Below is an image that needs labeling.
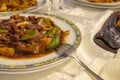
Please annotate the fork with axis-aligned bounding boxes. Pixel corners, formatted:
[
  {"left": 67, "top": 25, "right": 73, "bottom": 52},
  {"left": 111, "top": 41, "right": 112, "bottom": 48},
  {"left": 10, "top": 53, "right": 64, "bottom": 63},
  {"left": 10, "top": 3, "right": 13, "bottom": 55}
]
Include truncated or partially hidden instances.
[{"left": 57, "top": 44, "right": 104, "bottom": 80}]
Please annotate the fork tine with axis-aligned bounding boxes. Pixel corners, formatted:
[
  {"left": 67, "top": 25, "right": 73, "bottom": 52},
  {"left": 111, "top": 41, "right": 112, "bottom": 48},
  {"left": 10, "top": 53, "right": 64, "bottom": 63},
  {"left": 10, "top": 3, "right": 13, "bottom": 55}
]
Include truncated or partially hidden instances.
[{"left": 57, "top": 44, "right": 72, "bottom": 56}]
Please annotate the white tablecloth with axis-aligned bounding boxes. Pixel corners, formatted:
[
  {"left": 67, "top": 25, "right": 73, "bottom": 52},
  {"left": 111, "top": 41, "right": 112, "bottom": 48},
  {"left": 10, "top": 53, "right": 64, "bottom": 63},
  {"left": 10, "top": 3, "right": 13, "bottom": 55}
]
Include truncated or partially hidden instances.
[{"left": 0, "top": 0, "right": 120, "bottom": 80}]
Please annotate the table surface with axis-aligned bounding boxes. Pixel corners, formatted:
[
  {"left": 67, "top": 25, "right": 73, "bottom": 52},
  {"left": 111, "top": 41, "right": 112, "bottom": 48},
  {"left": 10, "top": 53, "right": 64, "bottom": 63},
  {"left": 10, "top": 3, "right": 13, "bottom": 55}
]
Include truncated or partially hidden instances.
[{"left": 0, "top": 0, "right": 120, "bottom": 80}]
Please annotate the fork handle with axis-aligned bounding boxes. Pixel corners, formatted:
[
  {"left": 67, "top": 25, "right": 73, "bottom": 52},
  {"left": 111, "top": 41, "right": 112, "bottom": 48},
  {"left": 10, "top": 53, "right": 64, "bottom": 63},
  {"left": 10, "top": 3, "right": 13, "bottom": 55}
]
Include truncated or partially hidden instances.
[{"left": 73, "top": 56, "right": 104, "bottom": 80}]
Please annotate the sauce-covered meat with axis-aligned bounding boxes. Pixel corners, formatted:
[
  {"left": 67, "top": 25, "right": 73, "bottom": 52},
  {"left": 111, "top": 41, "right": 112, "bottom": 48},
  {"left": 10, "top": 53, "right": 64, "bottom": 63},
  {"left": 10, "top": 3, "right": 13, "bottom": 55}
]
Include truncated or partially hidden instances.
[{"left": 0, "top": 14, "right": 69, "bottom": 58}]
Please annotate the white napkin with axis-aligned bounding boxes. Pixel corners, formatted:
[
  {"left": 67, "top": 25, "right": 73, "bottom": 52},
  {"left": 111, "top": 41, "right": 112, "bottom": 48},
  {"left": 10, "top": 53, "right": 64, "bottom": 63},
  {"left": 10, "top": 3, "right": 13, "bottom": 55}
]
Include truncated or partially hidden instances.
[
  {"left": 74, "top": 58, "right": 106, "bottom": 80},
  {"left": 38, "top": 58, "right": 107, "bottom": 80},
  {"left": 100, "top": 58, "right": 120, "bottom": 80},
  {"left": 38, "top": 58, "right": 120, "bottom": 80}
]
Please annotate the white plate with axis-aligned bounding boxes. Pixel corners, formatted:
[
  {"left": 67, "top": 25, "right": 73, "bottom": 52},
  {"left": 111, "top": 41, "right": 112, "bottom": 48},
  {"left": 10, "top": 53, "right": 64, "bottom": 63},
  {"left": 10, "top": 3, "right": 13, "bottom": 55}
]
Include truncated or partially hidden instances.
[
  {"left": 74, "top": 0, "right": 120, "bottom": 8},
  {"left": 0, "top": 13, "right": 81, "bottom": 74}
]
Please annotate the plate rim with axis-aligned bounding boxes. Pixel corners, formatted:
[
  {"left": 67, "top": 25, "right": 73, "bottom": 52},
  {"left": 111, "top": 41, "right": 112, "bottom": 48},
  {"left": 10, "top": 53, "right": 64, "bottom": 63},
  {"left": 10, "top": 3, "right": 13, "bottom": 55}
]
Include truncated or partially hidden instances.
[{"left": 74, "top": 0, "right": 120, "bottom": 8}]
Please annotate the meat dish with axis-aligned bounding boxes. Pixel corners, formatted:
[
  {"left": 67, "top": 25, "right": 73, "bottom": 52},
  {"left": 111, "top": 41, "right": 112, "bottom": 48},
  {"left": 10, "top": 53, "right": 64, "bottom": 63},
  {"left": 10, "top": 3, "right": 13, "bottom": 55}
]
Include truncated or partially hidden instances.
[
  {"left": 0, "top": 0, "right": 37, "bottom": 12},
  {"left": 0, "top": 14, "right": 69, "bottom": 59}
]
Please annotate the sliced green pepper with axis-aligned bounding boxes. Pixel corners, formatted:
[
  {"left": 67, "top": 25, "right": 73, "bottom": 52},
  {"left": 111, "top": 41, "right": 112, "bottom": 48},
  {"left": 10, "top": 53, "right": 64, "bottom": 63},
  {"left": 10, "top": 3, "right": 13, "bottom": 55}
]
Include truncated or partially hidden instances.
[
  {"left": 49, "top": 36, "right": 60, "bottom": 49},
  {"left": 46, "top": 28, "right": 58, "bottom": 35},
  {"left": 43, "top": 18, "right": 51, "bottom": 25},
  {"left": 21, "top": 29, "right": 38, "bottom": 40},
  {"left": 0, "top": 29, "right": 8, "bottom": 34}
]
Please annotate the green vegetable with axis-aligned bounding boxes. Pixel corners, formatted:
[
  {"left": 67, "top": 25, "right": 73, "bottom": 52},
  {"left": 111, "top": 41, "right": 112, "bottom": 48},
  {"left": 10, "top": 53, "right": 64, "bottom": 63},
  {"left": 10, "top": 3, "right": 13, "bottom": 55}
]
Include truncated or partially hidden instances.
[
  {"left": 21, "top": 29, "right": 38, "bottom": 40},
  {"left": 0, "top": 29, "right": 8, "bottom": 34},
  {"left": 43, "top": 18, "right": 51, "bottom": 25},
  {"left": 49, "top": 36, "right": 60, "bottom": 49},
  {"left": 46, "top": 28, "right": 58, "bottom": 35}
]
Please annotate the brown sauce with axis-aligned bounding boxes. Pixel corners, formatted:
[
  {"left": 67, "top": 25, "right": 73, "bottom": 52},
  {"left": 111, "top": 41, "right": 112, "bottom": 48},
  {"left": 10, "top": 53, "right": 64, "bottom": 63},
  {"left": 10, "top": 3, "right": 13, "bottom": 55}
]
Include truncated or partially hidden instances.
[{"left": 0, "top": 50, "right": 55, "bottom": 60}]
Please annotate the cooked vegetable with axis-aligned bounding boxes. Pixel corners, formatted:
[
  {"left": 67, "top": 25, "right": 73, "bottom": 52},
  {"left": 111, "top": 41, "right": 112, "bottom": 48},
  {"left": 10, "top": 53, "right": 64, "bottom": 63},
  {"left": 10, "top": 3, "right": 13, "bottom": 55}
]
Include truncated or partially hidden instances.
[
  {"left": 16, "top": 21, "right": 29, "bottom": 26},
  {"left": 43, "top": 18, "right": 51, "bottom": 25},
  {"left": 0, "top": 48, "right": 14, "bottom": 57},
  {"left": 0, "top": 29, "right": 8, "bottom": 34},
  {"left": 46, "top": 28, "right": 58, "bottom": 36},
  {"left": 21, "top": 29, "right": 38, "bottom": 40},
  {"left": 49, "top": 36, "right": 60, "bottom": 49}
]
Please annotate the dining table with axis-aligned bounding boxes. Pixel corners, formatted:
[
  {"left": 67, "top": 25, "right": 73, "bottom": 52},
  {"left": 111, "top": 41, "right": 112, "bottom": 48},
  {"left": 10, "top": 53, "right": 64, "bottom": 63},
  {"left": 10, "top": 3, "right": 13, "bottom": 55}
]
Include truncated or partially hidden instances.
[{"left": 0, "top": 0, "right": 120, "bottom": 80}]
